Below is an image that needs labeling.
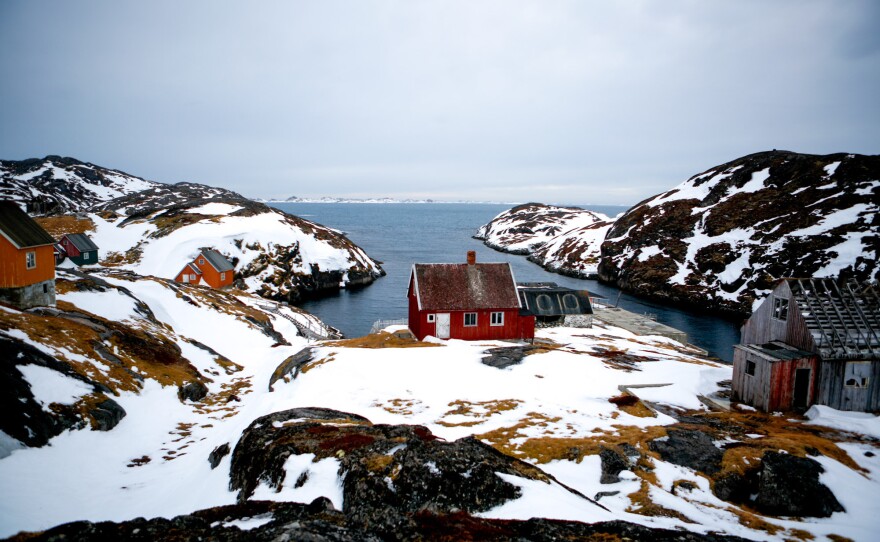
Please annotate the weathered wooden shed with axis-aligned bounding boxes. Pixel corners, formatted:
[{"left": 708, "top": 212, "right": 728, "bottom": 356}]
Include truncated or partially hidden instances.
[
  {"left": 60, "top": 233, "right": 99, "bottom": 265},
  {"left": 408, "top": 251, "right": 535, "bottom": 341},
  {"left": 0, "top": 200, "right": 56, "bottom": 308},
  {"left": 517, "top": 282, "right": 593, "bottom": 327},
  {"left": 733, "top": 278, "right": 880, "bottom": 412}
]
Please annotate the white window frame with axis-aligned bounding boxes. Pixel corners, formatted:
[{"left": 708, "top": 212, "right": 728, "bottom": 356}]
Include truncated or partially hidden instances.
[
  {"left": 83, "top": 252, "right": 89, "bottom": 261},
  {"left": 427, "top": 314, "right": 436, "bottom": 323},
  {"left": 199, "top": 258, "right": 205, "bottom": 265},
  {"left": 490, "top": 311, "right": 504, "bottom": 326},
  {"left": 463, "top": 312, "right": 477, "bottom": 327},
  {"left": 25, "top": 251, "right": 36, "bottom": 269},
  {"left": 190, "top": 274, "right": 197, "bottom": 281},
  {"left": 220, "top": 272, "right": 226, "bottom": 281}
]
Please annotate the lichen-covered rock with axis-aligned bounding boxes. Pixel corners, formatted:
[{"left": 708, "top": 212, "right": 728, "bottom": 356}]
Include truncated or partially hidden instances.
[{"left": 228, "top": 407, "right": 605, "bottom": 538}]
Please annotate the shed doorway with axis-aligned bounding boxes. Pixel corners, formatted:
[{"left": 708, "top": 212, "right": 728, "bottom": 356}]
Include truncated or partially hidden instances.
[
  {"left": 436, "top": 313, "right": 450, "bottom": 339},
  {"left": 793, "top": 368, "right": 811, "bottom": 409}
]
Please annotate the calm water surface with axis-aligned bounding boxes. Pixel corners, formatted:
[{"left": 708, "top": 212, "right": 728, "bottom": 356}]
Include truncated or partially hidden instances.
[{"left": 271, "top": 203, "right": 741, "bottom": 361}]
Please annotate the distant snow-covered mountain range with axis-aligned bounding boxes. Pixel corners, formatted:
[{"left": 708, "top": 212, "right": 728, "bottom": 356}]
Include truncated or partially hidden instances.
[{"left": 477, "top": 150, "right": 880, "bottom": 316}]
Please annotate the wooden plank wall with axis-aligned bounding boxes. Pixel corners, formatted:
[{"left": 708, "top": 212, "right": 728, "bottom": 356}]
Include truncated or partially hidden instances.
[{"left": 817, "top": 360, "right": 880, "bottom": 412}]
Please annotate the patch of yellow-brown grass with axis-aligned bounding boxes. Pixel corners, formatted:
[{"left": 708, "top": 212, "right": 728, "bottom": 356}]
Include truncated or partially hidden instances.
[
  {"left": 325, "top": 331, "right": 441, "bottom": 349},
  {"left": 375, "top": 398, "right": 423, "bottom": 416},
  {"left": 0, "top": 302, "right": 201, "bottom": 393},
  {"left": 35, "top": 215, "right": 95, "bottom": 238},
  {"left": 437, "top": 399, "right": 523, "bottom": 428},
  {"left": 300, "top": 354, "right": 335, "bottom": 374}
]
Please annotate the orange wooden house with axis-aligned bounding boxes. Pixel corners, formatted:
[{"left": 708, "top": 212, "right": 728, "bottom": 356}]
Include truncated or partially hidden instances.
[
  {"left": 0, "top": 200, "right": 57, "bottom": 308},
  {"left": 174, "top": 249, "right": 234, "bottom": 288}
]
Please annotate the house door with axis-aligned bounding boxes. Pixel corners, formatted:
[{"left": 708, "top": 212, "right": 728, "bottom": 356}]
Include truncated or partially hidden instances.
[
  {"left": 793, "top": 368, "right": 811, "bottom": 409},
  {"left": 436, "top": 313, "right": 450, "bottom": 339},
  {"left": 182, "top": 274, "right": 189, "bottom": 283}
]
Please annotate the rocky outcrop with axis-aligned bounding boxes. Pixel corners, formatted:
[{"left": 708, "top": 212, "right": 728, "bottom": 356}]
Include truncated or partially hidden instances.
[
  {"left": 599, "top": 151, "right": 880, "bottom": 316},
  {"left": 228, "top": 407, "right": 607, "bottom": 538},
  {"left": 475, "top": 203, "right": 613, "bottom": 278},
  {"left": 0, "top": 155, "right": 159, "bottom": 214},
  {"left": 16, "top": 500, "right": 753, "bottom": 541},
  {"left": 0, "top": 334, "right": 126, "bottom": 447}
]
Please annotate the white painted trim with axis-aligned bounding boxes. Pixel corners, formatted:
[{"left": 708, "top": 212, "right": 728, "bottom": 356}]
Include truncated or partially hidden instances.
[
  {"left": 410, "top": 264, "right": 423, "bottom": 311},
  {"left": 506, "top": 263, "right": 522, "bottom": 309}
]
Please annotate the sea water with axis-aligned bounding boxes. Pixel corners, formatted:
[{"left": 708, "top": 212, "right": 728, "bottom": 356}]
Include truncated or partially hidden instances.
[{"left": 270, "top": 203, "right": 740, "bottom": 361}]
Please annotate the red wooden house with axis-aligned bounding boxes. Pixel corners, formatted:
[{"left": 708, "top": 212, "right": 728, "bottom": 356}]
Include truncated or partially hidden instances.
[
  {"left": 174, "top": 249, "right": 234, "bottom": 288},
  {"left": 408, "top": 251, "right": 535, "bottom": 341},
  {"left": 0, "top": 200, "right": 56, "bottom": 308}
]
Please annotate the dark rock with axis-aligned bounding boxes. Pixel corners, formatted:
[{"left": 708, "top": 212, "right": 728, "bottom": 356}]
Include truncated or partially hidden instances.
[
  {"left": 649, "top": 429, "right": 723, "bottom": 475},
  {"left": 753, "top": 452, "right": 844, "bottom": 517},
  {"left": 480, "top": 346, "right": 528, "bottom": 369},
  {"left": 209, "top": 443, "right": 231, "bottom": 469},
  {"left": 594, "top": 490, "right": 620, "bottom": 501},
  {"left": 228, "top": 407, "right": 606, "bottom": 538},
  {"left": 18, "top": 500, "right": 753, "bottom": 542},
  {"left": 178, "top": 381, "right": 209, "bottom": 402},
  {"left": 713, "top": 471, "right": 756, "bottom": 503},
  {"left": 268, "top": 346, "right": 315, "bottom": 390},
  {"left": 0, "top": 335, "right": 98, "bottom": 447},
  {"left": 599, "top": 446, "right": 629, "bottom": 484},
  {"left": 88, "top": 397, "right": 126, "bottom": 431}
]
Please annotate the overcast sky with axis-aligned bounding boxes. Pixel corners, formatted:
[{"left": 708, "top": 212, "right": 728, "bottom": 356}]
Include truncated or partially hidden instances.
[{"left": 1, "top": 1, "right": 878, "bottom": 205}]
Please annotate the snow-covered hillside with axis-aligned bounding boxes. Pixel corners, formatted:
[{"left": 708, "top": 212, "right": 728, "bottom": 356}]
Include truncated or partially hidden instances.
[
  {"left": 84, "top": 182, "right": 384, "bottom": 301},
  {"left": 475, "top": 203, "right": 614, "bottom": 278},
  {"left": 0, "top": 155, "right": 159, "bottom": 214},
  {"left": 3, "top": 155, "right": 385, "bottom": 302},
  {"left": 599, "top": 151, "right": 880, "bottom": 315},
  {"left": 3, "top": 276, "right": 878, "bottom": 540}
]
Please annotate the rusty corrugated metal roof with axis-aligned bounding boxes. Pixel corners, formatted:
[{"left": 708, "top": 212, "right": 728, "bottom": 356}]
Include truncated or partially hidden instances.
[{"left": 412, "top": 263, "right": 520, "bottom": 311}]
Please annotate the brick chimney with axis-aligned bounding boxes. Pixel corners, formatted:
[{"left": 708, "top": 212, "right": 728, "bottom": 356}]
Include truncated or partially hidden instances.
[{"left": 467, "top": 251, "right": 476, "bottom": 265}]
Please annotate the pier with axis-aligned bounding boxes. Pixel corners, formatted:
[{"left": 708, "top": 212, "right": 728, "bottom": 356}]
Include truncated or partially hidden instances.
[{"left": 593, "top": 306, "right": 690, "bottom": 346}]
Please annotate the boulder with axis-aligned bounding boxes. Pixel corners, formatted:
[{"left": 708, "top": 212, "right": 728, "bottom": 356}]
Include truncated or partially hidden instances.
[
  {"left": 209, "top": 443, "right": 231, "bottom": 469},
  {"left": 88, "top": 397, "right": 126, "bottom": 431},
  {"left": 753, "top": 452, "right": 844, "bottom": 517},
  {"left": 178, "top": 381, "right": 209, "bottom": 402},
  {"left": 649, "top": 429, "right": 723, "bottom": 475},
  {"left": 599, "top": 446, "right": 630, "bottom": 484}
]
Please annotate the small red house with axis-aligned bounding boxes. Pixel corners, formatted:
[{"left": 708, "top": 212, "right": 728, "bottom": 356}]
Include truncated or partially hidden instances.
[
  {"left": 174, "top": 249, "right": 234, "bottom": 288},
  {"left": 408, "top": 251, "right": 535, "bottom": 341}
]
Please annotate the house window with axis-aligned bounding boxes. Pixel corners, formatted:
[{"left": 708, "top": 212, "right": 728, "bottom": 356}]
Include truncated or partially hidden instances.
[
  {"left": 220, "top": 272, "right": 226, "bottom": 281},
  {"left": 26, "top": 251, "right": 36, "bottom": 269},
  {"left": 536, "top": 295, "right": 553, "bottom": 311},
  {"left": 745, "top": 360, "right": 756, "bottom": 376},
  {"left": 427, "top": 314, "right": 436, "bottom": 323},
  {"left": 43, "top": 283, "right": 48, "bottom": 293},
  {"left": 83, "top": 252, "right": 89, "bottom": 261},
  {"left": 199, "top": 258, "right": 205, "bottom": 265},
  {"left": 844, "top": 361, "right": 871, "bottom": 388},
  {"left": 464, "top": 312, "right": 477, "bottom": 327},
  {"left": 773, "top": 297, "right": 789, "bottom": 321},
  {"left": 190, "top": 274, "right": 197, "bottom": 281},
  {"left": 562, "top": 294, "right": 580, "bottom": 311},
  {"left": 490, "top": 312, "right": 504, "bottom": 326}
]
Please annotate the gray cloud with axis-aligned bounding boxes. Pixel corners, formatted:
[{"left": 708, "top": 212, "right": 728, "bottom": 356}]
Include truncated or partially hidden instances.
[{"left": 1, "top": 0, "right": 878, "bottom": 205}]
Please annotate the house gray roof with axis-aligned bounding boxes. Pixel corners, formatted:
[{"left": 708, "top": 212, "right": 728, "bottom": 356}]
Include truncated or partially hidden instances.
[
  {"left": 788, "top": 278, "right": 880, "bottom": 360},
  {"left": 64, "top": 233, "right": 99, "bottom": 252},
  {"left": 517, "top": 282, "right": 593, "bottom": 317},
  {"left": 411, "top": 262, "right": 521, "bottom": 311},
  {"left": 200, "top": 249, "right": 234, "bottom": 272},
  {"left": 0, "top": 200, "right": 56, "bottom": 248}
]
